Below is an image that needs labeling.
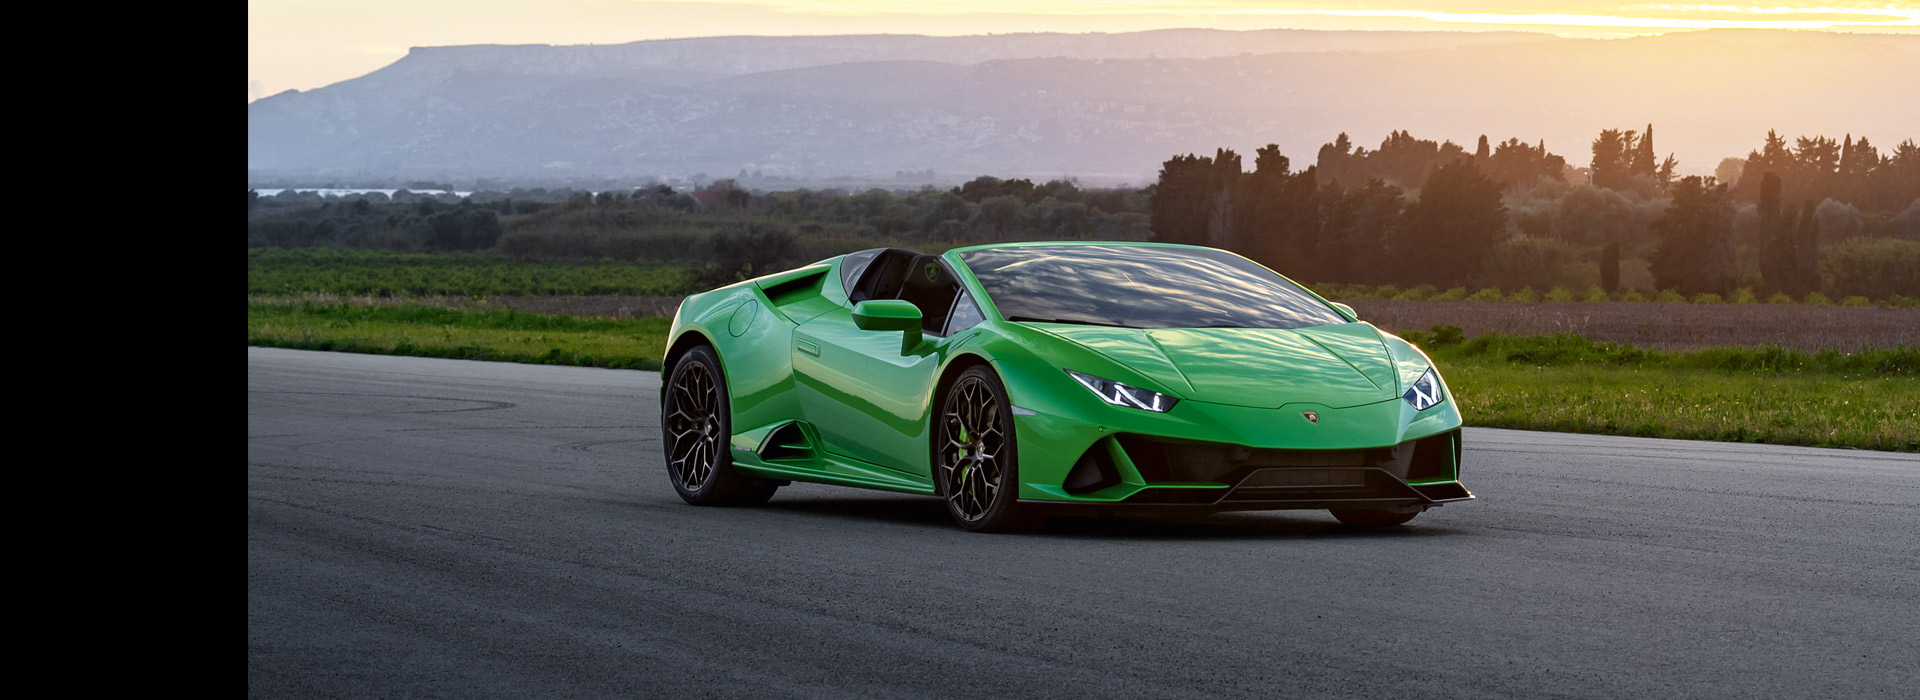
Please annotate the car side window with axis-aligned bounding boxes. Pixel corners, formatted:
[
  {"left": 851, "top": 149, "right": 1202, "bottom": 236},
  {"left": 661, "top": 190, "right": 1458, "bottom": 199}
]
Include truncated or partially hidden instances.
[
  {"left": 840, "top": 249, "right": 881, "bottom": 298},
  {"left": 946, "top": 291, "right": 984, "bottom": 335},
  {"left": 851, "top": 251, "right": 913, "bottom": 303}
]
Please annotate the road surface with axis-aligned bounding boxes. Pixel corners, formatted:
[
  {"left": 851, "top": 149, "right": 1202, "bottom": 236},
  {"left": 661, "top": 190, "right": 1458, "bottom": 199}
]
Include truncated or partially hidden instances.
[{"left": 247, "top": 348, "right": 1919, "bottom": 698}]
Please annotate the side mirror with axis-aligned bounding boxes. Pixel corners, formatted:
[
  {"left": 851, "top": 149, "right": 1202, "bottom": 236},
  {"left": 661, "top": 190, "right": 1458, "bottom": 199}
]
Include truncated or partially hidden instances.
[
  {"left": 1332, "top": 302, "right": 1357, "bottom": 319},
  {"left": 852, "top": 300, "right": 923, "bottom": 354}
]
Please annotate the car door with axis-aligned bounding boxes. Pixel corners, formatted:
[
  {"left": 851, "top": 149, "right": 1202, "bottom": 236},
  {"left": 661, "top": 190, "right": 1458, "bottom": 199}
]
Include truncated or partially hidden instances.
[{"left": 791, "top": 253, "right": 972, "bottom": 476}]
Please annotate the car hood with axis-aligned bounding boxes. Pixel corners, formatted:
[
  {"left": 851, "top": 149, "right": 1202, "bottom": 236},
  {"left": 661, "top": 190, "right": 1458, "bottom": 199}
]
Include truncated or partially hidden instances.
[{"left": 1028, "top": 323, "right": 1400, "bottom": 409}]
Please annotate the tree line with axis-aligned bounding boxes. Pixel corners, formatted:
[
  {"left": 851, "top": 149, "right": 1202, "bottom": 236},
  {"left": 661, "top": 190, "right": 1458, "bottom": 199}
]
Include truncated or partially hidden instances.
[
  {"left": 1149, "top": 129, "right": 1919, "bottom": 300},
  {"left": 246, "top": 127, "right": 1920, "bottom": 299}
]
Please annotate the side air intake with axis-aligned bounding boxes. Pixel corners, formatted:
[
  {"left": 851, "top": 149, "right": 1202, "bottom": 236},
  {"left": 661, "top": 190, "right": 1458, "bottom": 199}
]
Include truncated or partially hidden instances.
[
  {"left": 758, "top": 422, "right": 815, "bottom": 462},
  {"left": 1063, "top": 439, "right": 1122, "bottom": 494}
]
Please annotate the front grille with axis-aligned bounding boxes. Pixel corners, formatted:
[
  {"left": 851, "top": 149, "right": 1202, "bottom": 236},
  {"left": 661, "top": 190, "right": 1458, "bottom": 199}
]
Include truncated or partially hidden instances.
[
  {"left": 1239, "top": 468, "right": 1366, "bottom": 488},
  {"left": 1117, "top": 435, "right": 1376, "bottom": 483}
]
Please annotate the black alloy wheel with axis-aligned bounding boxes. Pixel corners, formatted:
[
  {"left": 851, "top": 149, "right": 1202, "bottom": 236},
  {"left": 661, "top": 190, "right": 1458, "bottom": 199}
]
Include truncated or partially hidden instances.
[
  {"left": 935, "top": 366, "right": 1041, "bottom": 533},
  {"left": 663, "top": 345, "right": 776, "bottom": 506}
]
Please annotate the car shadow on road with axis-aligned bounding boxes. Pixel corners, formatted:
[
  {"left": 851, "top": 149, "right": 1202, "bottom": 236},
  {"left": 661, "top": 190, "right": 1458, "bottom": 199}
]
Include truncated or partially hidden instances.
[
  {"left": 759, "top": 496, "right": 956, "bottom": 529},
  {"left": 1037, "top": 512, "right": 1463, "bottom": 541},
  {"left": 757, "top": 494, "right": 1463, "bottom": 540}
]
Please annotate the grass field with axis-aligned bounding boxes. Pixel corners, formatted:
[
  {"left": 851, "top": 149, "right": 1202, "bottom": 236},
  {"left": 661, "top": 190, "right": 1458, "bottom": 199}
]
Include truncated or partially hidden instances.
[
  {"left": 246, "top": 301, "right": 1918, "bottom": 452},
  {"left": 1423, "top": 333, "right": 1916, "bottom": 452},
  {"left": 248, "top": 301, "right": 670, "bottom": 370},
  {"left": 248, "top": 248, "right": 694, "bottom": 297},
  {"left": 1348, "top": 299, "right": 1920, "bottom": 351}
]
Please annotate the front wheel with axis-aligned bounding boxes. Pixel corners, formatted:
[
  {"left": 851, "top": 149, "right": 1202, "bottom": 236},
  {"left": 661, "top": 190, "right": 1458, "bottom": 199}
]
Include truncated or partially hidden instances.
[
  {"left": 1328, "top": 508, "right": 1419, "bottom": 527},
  {"left": 934, "top": 367, "right": 1042, "bottom": 533},
  {"left": 663, "top": 345, "right": 776, "bottom": 506}
]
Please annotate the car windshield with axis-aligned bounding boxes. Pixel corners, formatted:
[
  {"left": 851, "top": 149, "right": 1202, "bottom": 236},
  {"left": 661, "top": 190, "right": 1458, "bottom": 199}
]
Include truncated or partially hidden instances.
[{"left": 958, "top": 245, "right": 1346, "bottom": 330}]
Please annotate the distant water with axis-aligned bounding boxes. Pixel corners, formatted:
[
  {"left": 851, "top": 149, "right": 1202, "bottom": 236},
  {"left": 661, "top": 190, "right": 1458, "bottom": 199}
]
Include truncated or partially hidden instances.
[{"left": 253, "top": 188, "right": 473, "bottom": 198}]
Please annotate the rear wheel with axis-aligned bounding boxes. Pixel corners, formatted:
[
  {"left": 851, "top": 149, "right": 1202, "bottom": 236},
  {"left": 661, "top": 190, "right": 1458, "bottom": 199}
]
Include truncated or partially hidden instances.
[
  {"left": 663, "top": 345, "right": 776, "bottom": 506},
  {"left": 1328, "top": 508, "right": 1419, "bottom": 527},
  {"left": 935, "top": 367, "right": 1042, "bottom": 533}
]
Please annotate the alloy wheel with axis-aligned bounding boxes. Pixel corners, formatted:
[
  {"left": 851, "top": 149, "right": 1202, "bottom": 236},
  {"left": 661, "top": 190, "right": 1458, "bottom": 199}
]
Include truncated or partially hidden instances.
[
  {"left": 666, "top": 359, "right": 722, "bottom": 491},
  {"left": 939, "top": 375, "right": 1006, "bottom": 522}
]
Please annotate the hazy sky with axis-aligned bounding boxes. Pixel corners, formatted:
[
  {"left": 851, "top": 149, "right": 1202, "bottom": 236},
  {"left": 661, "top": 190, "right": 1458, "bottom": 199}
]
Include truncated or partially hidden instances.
[{"left": 247, "top": 1, "right": 1920, "bottom": 101}]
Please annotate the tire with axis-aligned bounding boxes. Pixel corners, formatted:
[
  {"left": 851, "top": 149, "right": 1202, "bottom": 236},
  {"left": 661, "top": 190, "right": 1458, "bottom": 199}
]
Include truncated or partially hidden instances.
[
  {"left": 933, "top": 366, "right": 1043, "bottom": 533},
  {"left": 1328, "top": 508, "right": 1419, "bottom": 527},
  {"left": 663, "top": 345, "right": 777, "bottom": 506}
]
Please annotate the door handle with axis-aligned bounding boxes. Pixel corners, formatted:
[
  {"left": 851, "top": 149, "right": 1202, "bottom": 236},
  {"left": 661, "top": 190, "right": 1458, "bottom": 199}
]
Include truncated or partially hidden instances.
[{"left": 796, "top": 339, "right": 821, "bottom": 357}]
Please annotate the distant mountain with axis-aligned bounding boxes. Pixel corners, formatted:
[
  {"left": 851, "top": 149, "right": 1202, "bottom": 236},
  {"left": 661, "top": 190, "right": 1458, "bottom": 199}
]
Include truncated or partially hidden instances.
[{"left": 247, "top": 29, "right": 1919, "bottom": 185}]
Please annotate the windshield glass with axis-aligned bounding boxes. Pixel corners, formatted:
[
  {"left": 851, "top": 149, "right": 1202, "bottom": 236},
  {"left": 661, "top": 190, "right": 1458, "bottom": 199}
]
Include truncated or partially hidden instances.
[{"left": 958, "top": 245, "right": 1346, "bottom": 330}]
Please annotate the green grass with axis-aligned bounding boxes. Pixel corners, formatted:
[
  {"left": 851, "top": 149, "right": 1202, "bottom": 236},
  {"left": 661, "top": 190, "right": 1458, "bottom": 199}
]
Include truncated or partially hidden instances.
[
  {"left": 1440, "top": 363, "right": 1915, "bottom": 452},
  {"left": 1424, "top": 333, "right": 1918, "bottom": 452},
  {"left": 248, "top": 248, "right": 695, "bottom": 297},
  {"left": 247, "top": 304, "right": 1919, "bottom": 452},
  {"left": 1312, "top": 282, "right": 1920, "bottom": 309},
  {"left": 248, "top": 301, "right": 670, "bottom": 370}
]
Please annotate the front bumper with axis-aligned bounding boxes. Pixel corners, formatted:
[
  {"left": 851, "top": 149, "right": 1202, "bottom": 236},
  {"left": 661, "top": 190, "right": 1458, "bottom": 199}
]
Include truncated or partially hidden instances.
[{"left": 1007, "top": 388, "right": 1472, "bottom": 513}]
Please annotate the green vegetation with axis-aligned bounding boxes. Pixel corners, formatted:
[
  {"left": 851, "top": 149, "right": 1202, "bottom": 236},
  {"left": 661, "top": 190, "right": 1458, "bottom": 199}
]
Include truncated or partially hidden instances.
[
  {"left": 1310, "top": 281, "right": 1918, "bottom": 308},
  {"left": 1411, "top": 330, "right": 1917, "bottom": 452},
  {"left": 1151, "top": 129, "right": 1919, "bottom": 300},
  {"left": 248, "top": 248, "right": 695, "bottom": 297},
  {"left": 248, "top": 128, "right": 1918, "bottom": 301},
  {"left": 245, "top": 302, "right": 1919, "bottom": 451},
  {"left": 247, "top": 301, "right": 669, "bottom": 370}
]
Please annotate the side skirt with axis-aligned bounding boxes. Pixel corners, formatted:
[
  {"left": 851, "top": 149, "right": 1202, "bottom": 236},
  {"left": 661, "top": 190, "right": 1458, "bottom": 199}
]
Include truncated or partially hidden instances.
[{"left": 731, "top": 449, "right": 935, "bottom": 495}]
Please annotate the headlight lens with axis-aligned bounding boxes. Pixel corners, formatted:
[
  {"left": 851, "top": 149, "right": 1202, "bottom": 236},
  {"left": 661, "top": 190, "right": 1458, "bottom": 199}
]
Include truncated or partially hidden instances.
[
  {"left": 1066, "top": 370, "right": 1178, "bottom": 413},
  {"left": 1403, "top": 367, "right": 1444, "bottom": 411}
]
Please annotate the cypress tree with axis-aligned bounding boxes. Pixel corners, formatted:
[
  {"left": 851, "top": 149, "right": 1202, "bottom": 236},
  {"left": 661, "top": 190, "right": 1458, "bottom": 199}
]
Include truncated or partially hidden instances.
[
  {"left": 1757, "top": 174, "right": 1792, "bottom": 293},
  {"left": 1796, "top": 200, "right": 1820, "bottom": 295},
  {"left": 1475, "top": 135, "right": 1490, "bottom": 160},
  {"left": 1398, "top": 160, "right": 1507, "bottom": 287},
  {"left": 1632, "top": 123, "right": 1657, "bottom": 178},
  {"left": 1600, "top": 240, "right": 1621, "bottom": 293},
  {"left": 1649, "top": 176, "right": 1734, "bottom": 295}
]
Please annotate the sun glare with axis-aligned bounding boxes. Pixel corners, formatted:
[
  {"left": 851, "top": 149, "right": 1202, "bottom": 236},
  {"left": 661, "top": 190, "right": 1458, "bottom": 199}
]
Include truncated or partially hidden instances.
[{"left": 678, "top": 1, "right": 1920, "bottom": 32}]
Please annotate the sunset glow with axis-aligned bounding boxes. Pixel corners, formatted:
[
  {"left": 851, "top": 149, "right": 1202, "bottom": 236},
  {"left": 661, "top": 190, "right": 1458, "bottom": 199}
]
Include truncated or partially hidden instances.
[
  {"left": 695, "top": 1, "right": 1920, "bottom": 28},
  {"left": 247, "top": 1, "right": 1920, "bottom": 100}
]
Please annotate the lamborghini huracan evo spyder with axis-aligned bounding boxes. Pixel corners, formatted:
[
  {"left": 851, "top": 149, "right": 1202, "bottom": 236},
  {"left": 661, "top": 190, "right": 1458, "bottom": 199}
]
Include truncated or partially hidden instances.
[{"left": 659, "top": 242, "right": 1473, "bottom": 532}]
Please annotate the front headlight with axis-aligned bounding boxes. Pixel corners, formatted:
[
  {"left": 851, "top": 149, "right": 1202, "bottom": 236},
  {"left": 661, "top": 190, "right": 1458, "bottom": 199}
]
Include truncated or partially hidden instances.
[
  {"left": 1066, "top": 370, "right": 1178, "bottom": 413},
  {"left": 1403, "top": 367, "right": 1444, "bottom": 411}
]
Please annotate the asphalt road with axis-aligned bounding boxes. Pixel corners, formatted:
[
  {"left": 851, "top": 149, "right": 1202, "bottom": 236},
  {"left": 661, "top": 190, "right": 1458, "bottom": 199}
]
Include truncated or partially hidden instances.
[{"left": 247, "top": 348, "right": 1920, "bottom": 699}]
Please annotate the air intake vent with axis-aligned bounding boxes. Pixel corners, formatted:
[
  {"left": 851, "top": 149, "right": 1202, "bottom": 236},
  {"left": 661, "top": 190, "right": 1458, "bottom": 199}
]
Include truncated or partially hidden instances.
[
  {"left": 758, "top": 422, "right": 814, "bottom": 462},
  {"left": 1407, "top": 430, "right": 1459, "bottom": 482},
  {"left": 1063, "top": 438, "right": 1122, "bottom": 494},
  {"left": 1240, "top": 468, "right": 1366, "bottom": 488}
]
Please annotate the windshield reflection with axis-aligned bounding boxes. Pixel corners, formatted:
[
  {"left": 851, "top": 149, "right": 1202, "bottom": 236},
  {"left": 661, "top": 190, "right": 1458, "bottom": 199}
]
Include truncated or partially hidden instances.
[{"left": 960, "top": 245, "right": 1345, "bottom": 330}]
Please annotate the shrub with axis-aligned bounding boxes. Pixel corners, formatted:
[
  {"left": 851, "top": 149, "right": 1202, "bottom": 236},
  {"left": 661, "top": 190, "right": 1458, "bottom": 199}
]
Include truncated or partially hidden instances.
[
  {"left": 1545, "top": 286, "right": 1575, "bottom": 302},
  {"left": 1690, "top": 293, "right": 1724, "bottom": 304},
  {"left": 1654, "top": 289, "right": 1686, "bottom": 303},
  {"left": 1618, "top": 289, "right": 1647, "bottom": 303},
  {"left": 1469, "top": 288, "right": 1506, "bottom": 301},
  {"left": 1373, "top": 285, "right": 1400, "bottom": 299},
  {"left": 1803, "top": 291, "right": 1833, "bottom": 305},
  {"left": 1508, "top": 287, "right": 1539, "bottom": 303},
  {"left": 1880, "top": 295, "right": 1919, "bottom": 309},
  {"left": 702, "top": 223, "right": 801, "bottom": 285},
  {"left": 1393, "top": 284, "right": 1436, "bottom": 301},
  {"left": 1839, "top": 295, "right": 1871, "bottom": 307},
  {"left": 1476, "top": 237, "right": 1594, "bottom": 291},
  {"left": 1583, "top": 286, "right": 1609, "bottom": 302},
  {"left": 1731, "top": 288, "right": 1758, "bottom": 305},
  {"left": 1820, "top": 238, "right": 1920, "bottom": 300},
  {"left": 1429, "top": 325, "right": 1465, "bottom": 345},
  {"left": 1433, "top": 287, "right": 1470, "bottom": 301},
  {"left": 1768, "top": 292, "right": 1797, "bottom": 305}
]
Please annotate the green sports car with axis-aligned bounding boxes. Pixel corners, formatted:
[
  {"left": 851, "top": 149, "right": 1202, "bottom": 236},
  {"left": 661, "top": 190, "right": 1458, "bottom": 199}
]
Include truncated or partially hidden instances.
[{"left": 660, "top": 242, "right": 1472, "bottom": 532}]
